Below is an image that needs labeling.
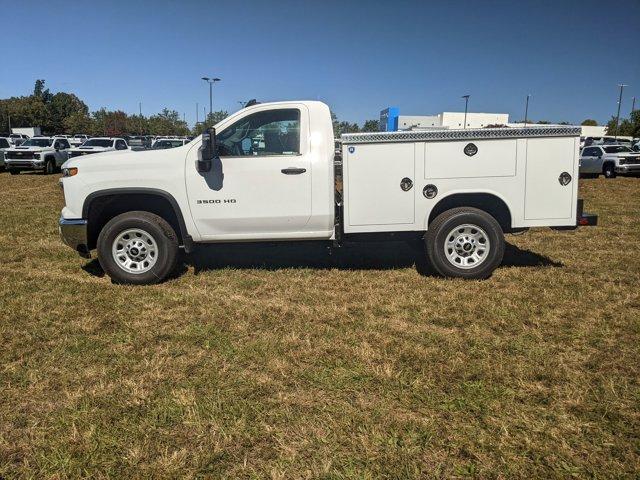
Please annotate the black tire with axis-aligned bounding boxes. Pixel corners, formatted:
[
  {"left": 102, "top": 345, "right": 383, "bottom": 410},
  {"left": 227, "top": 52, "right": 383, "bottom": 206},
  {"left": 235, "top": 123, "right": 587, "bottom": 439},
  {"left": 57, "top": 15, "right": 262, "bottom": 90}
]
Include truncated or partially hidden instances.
[
  {"left": 9, "top": 169, "right": 19, "bottom": 175},
  {"left": 44, "top": 158, "right": 54, "bottom": 175},
  {"left": 97, "top": 211, "right": 179, "bottom": 285},
  {"left": 425, "top": 207, "right": 505, "bottom": 279},
  {"left": 603, "top": 163, "right": 616, "bottom": 179}
]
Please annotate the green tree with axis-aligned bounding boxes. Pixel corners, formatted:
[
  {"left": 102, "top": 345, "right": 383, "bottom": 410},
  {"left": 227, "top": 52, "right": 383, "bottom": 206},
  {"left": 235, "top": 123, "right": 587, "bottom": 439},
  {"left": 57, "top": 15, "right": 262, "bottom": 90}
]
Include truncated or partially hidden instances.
[
  {"left": 361, "top": 119, "right": 379, "bottom": 132},
  {"left": 33, "top": 79, "right": 52, "bottom": 103},
  {"left": 63, "top": 112, "right": 94, "bottom": 134},
  {"left": 331, "top": 111, "right": 359, "bottom": 137},
  {"left": 47, "top": 92, "right": 88, "bottom": 133},
  {"left": 606, "top": 111, "right": 639, "bottom": 137},
  {"left": 193, "top": 110, "right": 229, "bottom": 136},
  {"left": 581, "top": 119, "right": 598, "bottom": 126}
]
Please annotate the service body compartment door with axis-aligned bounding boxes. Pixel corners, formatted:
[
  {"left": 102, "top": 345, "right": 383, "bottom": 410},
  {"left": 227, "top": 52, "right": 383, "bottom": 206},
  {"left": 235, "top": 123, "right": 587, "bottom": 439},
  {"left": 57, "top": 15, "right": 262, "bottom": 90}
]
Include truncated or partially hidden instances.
[
  {"left": 344, "top": 142, "right": 415, "bottom": 229},
  {"left": 524, "top": 137, "right": 576, "bottom": 221}
]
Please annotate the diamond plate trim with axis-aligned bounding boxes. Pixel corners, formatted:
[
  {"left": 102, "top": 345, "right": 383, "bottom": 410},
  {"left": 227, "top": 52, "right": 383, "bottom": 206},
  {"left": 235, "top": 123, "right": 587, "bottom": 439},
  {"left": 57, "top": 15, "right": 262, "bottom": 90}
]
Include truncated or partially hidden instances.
[{"left": 341, "top": 127, "right": 581, "bottom": 144}]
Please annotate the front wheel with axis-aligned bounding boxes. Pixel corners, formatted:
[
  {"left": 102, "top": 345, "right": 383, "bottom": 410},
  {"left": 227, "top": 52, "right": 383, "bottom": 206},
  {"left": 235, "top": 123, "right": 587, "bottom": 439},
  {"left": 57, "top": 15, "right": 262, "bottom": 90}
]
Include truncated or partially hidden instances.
[
  {"left": 97, "top": 211, "right": 178, "bottom": 285},
  {"left": 43, "top": 158, "right": 55, "bottom": 175},
  {"left": 425, "top": 207, "right": 505, "bottom": 279},
  {"left": 603, "top": 163, "right": 616, "bottom": 179}
]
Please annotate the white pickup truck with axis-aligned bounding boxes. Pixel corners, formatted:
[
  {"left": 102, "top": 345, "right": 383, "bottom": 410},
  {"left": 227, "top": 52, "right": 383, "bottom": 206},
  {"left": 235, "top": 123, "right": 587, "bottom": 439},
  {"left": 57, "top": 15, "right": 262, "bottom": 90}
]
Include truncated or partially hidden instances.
[
  {"left": 5, "top": 136, "right": 72, "bottom": 174},
  {"left": 59, "top": 101, "right": 597, "bottom": 284}
]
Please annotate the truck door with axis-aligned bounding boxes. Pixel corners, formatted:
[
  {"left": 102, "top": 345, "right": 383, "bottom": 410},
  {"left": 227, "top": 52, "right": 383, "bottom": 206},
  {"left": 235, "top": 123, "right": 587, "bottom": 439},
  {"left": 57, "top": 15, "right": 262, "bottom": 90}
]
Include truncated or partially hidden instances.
[
  {"left": 185, "top": 105, "right": 312, "bottom": 238},
  {"left": 580, "top": 146, "right": 599, "bottom": 173}
]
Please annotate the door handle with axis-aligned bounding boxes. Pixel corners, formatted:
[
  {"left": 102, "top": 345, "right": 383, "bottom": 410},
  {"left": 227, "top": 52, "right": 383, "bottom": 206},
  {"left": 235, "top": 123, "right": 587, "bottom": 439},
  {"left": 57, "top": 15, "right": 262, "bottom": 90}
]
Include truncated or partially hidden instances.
[{"left": 281, "top": 167, "right": 306, "bottom": 175}]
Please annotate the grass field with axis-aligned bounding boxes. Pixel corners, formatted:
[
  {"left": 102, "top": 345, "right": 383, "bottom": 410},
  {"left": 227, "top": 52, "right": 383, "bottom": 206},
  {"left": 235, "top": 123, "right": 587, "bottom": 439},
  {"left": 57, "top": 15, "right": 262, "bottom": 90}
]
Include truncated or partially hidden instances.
[{"left": 0, "top": 171, "right": 638, "bottom": 479}]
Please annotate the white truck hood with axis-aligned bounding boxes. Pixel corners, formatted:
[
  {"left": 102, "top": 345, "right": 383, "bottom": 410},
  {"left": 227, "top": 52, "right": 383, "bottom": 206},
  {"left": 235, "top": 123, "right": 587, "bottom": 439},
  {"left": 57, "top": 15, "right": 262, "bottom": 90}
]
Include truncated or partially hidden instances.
[
  {"left": 69, "top": 146, "right": 114, "bottom": 152},
  {"left": 8, "top": 146, "right": 54, "bottom": 152}
]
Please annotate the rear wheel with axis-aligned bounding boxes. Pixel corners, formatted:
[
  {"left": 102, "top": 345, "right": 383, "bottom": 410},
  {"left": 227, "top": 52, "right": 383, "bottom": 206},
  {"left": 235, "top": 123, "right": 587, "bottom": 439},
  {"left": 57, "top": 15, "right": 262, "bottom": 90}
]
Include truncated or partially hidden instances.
[
  {"left": 8, "top": 169, "right": 19, "bottom": 175},
  {"left": 425, "top": 207, "right": 504, "bottom": 279},
  {"left": 603, "top": 163, "right": 616, "bottom": 179},
  {"left": 97, "top": 211, "right": 178, "bottom": 285}
]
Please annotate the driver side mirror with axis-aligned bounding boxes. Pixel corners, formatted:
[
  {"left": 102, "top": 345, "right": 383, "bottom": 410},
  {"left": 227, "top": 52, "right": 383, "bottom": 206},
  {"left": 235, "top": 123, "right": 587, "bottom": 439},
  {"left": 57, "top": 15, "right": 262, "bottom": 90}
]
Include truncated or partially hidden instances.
[{"left": 197, "top": 127, "right": 217, "bottom": 173}]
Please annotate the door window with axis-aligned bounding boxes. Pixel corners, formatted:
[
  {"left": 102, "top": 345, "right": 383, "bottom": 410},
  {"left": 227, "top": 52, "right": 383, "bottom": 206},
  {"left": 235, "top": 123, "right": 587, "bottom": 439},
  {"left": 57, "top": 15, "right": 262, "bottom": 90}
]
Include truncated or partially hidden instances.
[
  {"left": 582, "top": 147, "right": 598, "bottom": 156},
  {"left": 116, "top": 140, "right": 128, "bottom": 150},
  {"left": 217, "top": 109, "right": 300, "bottom": 157}
]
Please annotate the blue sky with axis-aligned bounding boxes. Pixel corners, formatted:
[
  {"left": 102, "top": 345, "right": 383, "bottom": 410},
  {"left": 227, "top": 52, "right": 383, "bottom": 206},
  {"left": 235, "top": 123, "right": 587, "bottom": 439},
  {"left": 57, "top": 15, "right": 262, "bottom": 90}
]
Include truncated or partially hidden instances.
[{"left": 2, "top": 0, "right": 639, "bottom": 126}]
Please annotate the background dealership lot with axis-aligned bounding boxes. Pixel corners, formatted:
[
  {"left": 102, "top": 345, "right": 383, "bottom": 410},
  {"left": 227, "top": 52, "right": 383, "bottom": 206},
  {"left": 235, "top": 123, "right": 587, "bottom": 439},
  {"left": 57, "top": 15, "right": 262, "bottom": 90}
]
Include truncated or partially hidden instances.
[{"left": 1, "top": 171, "right": 639, "bottom": 477}]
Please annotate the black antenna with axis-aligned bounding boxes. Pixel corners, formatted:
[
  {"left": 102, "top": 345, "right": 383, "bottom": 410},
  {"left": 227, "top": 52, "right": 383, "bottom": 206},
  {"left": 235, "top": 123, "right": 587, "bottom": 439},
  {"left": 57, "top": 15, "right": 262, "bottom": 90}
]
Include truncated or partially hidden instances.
[{"left": 245, "top": 99, "right": 260, "bottom": 107}]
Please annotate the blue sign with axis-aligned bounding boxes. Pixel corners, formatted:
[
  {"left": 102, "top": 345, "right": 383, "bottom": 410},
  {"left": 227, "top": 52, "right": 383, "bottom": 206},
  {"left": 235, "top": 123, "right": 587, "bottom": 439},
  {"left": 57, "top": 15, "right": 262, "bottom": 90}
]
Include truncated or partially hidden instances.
[{"left": 379, "top": 107, "right": 399, "bottom": 132}]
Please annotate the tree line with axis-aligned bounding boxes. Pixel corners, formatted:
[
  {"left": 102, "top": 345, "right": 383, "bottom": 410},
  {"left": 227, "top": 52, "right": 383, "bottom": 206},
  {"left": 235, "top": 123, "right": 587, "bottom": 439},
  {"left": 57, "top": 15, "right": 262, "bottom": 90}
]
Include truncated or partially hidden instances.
[
  {"left": 0, "top": 80, "right": 383, "bottom": 138},
  {"left": 0, "top": 80, "right": 192, "bottom": 137}
]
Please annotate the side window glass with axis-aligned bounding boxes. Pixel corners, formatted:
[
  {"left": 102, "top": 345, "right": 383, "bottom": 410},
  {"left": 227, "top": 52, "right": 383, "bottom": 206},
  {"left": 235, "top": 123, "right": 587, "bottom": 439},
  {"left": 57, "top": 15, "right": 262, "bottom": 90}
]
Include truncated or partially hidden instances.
[{"left": 217, "top": 109, "right": 300, "bottom": 157}]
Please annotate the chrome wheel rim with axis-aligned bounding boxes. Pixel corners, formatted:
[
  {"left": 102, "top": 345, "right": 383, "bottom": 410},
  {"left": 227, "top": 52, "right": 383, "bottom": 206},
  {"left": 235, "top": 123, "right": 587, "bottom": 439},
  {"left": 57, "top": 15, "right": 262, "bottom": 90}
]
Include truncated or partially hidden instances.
[
  {"left": 444, "top": 223, "right": 490, "bottom": 269},
  {"left": 111, "top": 228, "right": 158, "bottom": 274}
]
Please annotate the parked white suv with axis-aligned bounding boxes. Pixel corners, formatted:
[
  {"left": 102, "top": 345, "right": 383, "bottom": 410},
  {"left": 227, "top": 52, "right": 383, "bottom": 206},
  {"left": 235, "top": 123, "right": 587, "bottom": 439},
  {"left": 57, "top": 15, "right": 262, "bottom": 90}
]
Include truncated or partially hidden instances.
[
  {"left": 5, "top": 136, "right": 71, "bottom": 174},
  {"left": 580, "top": 144, "right": 640, "bottom": 178},
  {"left": 67, "top": 137, "right": 129, "bottom": 158}
]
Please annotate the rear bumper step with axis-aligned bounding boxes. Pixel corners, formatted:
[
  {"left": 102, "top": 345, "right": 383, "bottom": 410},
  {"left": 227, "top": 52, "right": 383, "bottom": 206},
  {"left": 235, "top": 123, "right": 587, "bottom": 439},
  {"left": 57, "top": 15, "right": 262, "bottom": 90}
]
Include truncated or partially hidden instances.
[{"left": 552, "top": 199, "right": 598, "bottom": 230}]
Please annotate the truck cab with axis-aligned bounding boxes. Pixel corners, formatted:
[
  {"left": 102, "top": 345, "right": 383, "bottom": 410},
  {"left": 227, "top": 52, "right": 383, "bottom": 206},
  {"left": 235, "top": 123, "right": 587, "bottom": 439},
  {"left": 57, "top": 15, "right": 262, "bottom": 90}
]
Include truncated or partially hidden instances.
[{"left": 59, "top": 101, "right": 596, "bottom": 284}]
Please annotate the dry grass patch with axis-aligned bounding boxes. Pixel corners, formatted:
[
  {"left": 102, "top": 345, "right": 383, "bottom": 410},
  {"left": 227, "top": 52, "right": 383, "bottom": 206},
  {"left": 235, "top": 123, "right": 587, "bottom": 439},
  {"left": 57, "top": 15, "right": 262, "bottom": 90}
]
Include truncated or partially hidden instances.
[{"left": 0, "top": 172, "right": 638, "bottom": 478}]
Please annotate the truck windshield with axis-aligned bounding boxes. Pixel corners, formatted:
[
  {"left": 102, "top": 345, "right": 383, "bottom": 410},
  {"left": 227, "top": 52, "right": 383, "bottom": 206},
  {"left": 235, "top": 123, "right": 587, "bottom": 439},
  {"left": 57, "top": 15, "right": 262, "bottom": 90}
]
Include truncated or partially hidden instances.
[
  {"left": 82, "top": 139, "right": 113, "bottom": 147},
  {"left": 603, "top": 146, "right": 632, "bottom": 153},
  {"left": 21, "top": 138, "right": 53, "bottom": 147}
]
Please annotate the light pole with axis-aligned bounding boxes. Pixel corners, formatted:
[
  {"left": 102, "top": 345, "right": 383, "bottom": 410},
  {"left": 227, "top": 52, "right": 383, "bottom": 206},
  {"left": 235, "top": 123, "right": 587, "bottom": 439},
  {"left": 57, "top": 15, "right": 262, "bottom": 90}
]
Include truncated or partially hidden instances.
[
  {"left": 632, "top": 96, "right": 636, "bottom": 114},
  {"left": 201, "top": 76, "right": 221, "bottom": 120},
  {"left": 461, "top": 95, "right": 470, "bottom": 129},
  {"left": 524, "top": 94, "right": 531, "bottom": 127},
  {"left": 196, "top": 102, "right": 199, "bottom": 124},
  {"left": 614, "top": 83, "right": 628, "bottom": 140}
]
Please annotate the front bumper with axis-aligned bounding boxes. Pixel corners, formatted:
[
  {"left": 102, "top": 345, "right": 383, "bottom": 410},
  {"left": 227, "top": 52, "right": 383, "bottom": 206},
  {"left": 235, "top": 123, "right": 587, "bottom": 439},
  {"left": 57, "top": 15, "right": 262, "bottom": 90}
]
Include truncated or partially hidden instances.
[
  {"left": 59, "top": 217, "right": 90, "bottom": 258},
  {"left": 5, "top": 160, "right": 45, "bottom": 171},
  {"left": 616, "top": 164, "right": 640, "bottom": 174}
]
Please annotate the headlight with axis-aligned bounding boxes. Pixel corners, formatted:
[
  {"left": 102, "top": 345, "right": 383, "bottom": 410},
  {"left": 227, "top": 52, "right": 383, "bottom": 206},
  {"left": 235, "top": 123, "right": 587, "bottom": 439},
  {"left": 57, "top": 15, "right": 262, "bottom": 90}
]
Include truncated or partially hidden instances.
[{"left": 62, "top": 167, "right": 78, "bottom": 177}]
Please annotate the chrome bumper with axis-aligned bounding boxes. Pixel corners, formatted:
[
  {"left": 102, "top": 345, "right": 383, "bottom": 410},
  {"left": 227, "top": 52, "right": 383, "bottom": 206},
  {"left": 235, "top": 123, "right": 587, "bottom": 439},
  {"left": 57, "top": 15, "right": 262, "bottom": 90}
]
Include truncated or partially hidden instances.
[
  {"left": 616, "top": 164, "right": 640, "bottom": 173},
  {"left": 59, "top": 217, "right": 90, "bottom": 258}
]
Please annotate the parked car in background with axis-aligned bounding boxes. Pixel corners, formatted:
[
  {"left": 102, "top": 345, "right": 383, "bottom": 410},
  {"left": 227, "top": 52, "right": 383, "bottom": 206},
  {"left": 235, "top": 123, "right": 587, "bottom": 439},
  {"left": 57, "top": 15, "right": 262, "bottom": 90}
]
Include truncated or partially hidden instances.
[
  {"left": 128, "top": 135, "right": 153, "bottom": 151},
  {"left": 0, "top": 137, "right": 12, "bottom": 169},
  {"left": 67, "top": 137, "right": 129, "bottom": 158},
  {"left": 582, "top": 136, "right": 633, "bottom": 147},
  {"left": 580, "top": 144, "right": 640, "bottom": 178},
  {"left": 4, "top": 136, "right": 71, "bottom": 174},
  {"left": 632, "top": 140, "right": 640, "bottom": 152},
  {"left": 8, "top": 133, "right": 29, "bottom": 146},
  {"left": 151, "top": 138, "right": 190, "bottom": 149},
  {"left": 69, "top": 134, "right": 90, "bottom": 147}
]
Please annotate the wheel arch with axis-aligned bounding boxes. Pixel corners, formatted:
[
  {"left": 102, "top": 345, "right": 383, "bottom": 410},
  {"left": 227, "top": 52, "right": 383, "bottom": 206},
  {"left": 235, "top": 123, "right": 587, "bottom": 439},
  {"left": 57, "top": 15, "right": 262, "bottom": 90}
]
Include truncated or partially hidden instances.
[
  {"left": 426, "top": 191, "right": 513, "bottom": 233},
  {"left": 83, "top": 188, "right": 193, "bottom": 252}
]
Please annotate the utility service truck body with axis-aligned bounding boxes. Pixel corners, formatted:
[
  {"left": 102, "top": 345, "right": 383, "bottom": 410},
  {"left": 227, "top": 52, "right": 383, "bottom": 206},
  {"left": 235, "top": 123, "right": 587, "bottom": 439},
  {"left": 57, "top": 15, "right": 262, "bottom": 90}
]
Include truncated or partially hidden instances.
[{"left": 59, "top": 101, "right": 596, "bottom": 284}]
